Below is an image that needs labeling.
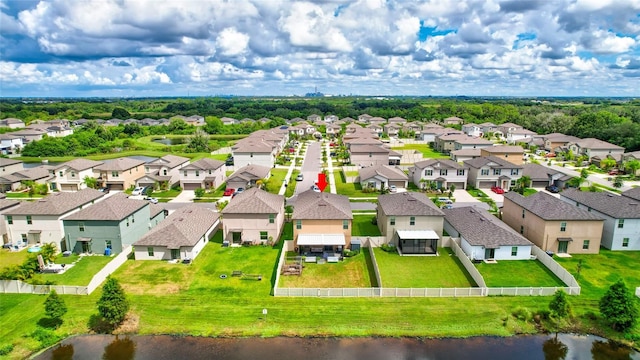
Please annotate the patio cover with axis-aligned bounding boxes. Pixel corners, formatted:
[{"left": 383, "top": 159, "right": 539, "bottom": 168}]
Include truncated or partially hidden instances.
[
  {"left": 28, "top": 230, "right": 42, "bottom": 234},
  {"left": 76, "top": 237, "right": 92, "bottom": 242},
  {"left": 297, "top": 234, "right": 346, "bottom": 246},
  {"left": 557, "top": 237, "right": 573, "bottom": 242},
  {"left": 396, "top": 230, "right": 440, "bottom": 240}
]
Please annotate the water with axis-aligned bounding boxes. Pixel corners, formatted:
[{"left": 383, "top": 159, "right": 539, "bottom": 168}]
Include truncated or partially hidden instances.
[
  {"left": 152, "top": 137, "right": 185, "bottom": 145},
  {"left": 36, "top": 334, "right": 639, "bottom": 360}
]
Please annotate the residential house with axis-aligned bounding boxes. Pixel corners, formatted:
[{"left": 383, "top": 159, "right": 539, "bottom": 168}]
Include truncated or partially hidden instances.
[
  {"left": 450, "top": 149, "right": 482, "bottom": 163},
  {"left": 4, "top": 188, "right": 105, "bottom": 249},
  {"left": 226, "top": 164, "right": 271, "bottom": 190},
  {"left": 464, "top": 156, "right": 523, "bottom": 190},
  {"left": 222, "top": 187, "right": 285, "bottom": 245},
  {"left": 368, "top": 117, "right": 387, "bottom": 126},
  {"left": 358, "top": 165, "right": 409, "bottom": 191},
  {"left": 62, "top": 193, "right": 166, "bottom": 255},
  {"left": 324, "top": 114, "right": 338, "bottom": 123},
  {"left": 10, "top": 128, "right": 47, "bottom": 144},
  {"left": 383, "top": 123, "right": 400, "bottom": 137},
  {"left": 453, "top": 136, "right": 493, "bottom": 151},
  {"left": 0, "top": 158, "right": 23, "bottom": 175},
  {"left": 568, "top": 138, "right": 625, "bottom": 164},
  {"left": 478, "top": 122, "right": 498, "bottom": 135},
  {"left": 434, "top": 134, "right": 469, "bottom": 154},
  {"left": 349, "top": 144, "right": 391, "bottom": 167},
  {"left": 443, "top": 116, "right": 464, "bottom": 125},
  {"left": 377, "top": 192, "right": 444, "bottom": 254},
  {"left": 183, "top": 115, "right": 205, "bottom": 126},
  {"left": 134, "top": 204, "right": 220, "bottom": 261},
  {"left": 503, "top": 192, "right": 604, "bottom": 255},
  {"left": 543, "top": 133, "right": 581, "bottom": 152},
  {"left": 410, "top": 159, "right": 469, "bottom": 190},
  {"left": 388, "top": 116, "right": 407, "bottom": 124},
  {"left": 94, "top": 157, "right": 145, "bottom": 190},
  {"left": 363, "top": 124, "right": 381, "bottom": 136},
  {"left": 622, "top": 187, "right": 640, "bottom": 202},
  {"left": 232, "top": 137, "right": 279, "bottom": 169},
  {"left": 418, "top": 125, "right": 451, "bottom": 142},
  {"left": 495, "top": 122, "right": 523, "bottom": 139},
  {"left": 622, "top": 151, "right": 640, "bottom": 175},
  {"left": 326, "top": 124, "right": 342, "bottom": 136},
  {"left": 307, "top": 114, "right": 322, "bottom": 122},
  {"left": 462, "top": 124, "right": 482, "bottom": 137},
  {"left": 506, "top": 129, "right": 537, "bottom": 144},
  {"left": 522, "top": 163, "right": 566, "bottom": 188},
  {"left": 0, "top": 118, "right": 25, "bottom": 129},
  {"left": 292, "top": 190, "right": 353, "bottom": 254},
  {"left": 358, "top": 114, "right": 373, "bottom": 123},
  {"left": 403, "top": 121, "right": 422, "bottom": 134},
  {"left": 0, "top": 134, "right": 24, "bottom": 154},
  {"left": 340, "top": 117, "right": 356, "bottom": 123},
  {"left": 179, "top": 158, "right": 226, "bottom": 190},
  {"left": 137, "top": 154, "right": 190, "bottom": 189},
  {"left": 0, "top": 166, "right": 52, "bottom": 192},
  {"left": 0, "top": 197, "right": 21, "bottom": 244},
  {"left": 49, "top": 159, "right": 104, "bottom": 191},
  {"left": 444, "top": 207, "right": 533, "bottom": 260},
  {"left": 560, "top": 189, "right": 640, "bottom": 251},
  {"left": 288, "top": 125, "right": 306, "bottom": 137},
  {"left": 480, "top": 145, "right": 525, "bottom": 165},
  {"left": 221, "top": 117, "right": 238, "bottom": 126}
]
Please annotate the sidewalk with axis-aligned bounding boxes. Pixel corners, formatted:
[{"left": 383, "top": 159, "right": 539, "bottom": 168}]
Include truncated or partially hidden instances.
[
  {"left": 278, "top": 142, "right": 303, "bottom": 196},
  {"left": 325, "top": 141, "right": 337, "bottom": 194}
]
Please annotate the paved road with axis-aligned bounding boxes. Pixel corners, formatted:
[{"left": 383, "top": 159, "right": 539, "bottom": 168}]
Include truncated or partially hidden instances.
[{"left": 296, "top": 141, "right": 322, "bottom": 195}]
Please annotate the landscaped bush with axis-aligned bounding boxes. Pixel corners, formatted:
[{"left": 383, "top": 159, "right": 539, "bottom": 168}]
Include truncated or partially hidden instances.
[
  {"left": 343, "top": 249, "right": 360, "bottom": 257},
  {"left": 0, "top": 344, "right": 14, "bottom": 356},
  {"left": 380, "top": 244, "right": 396, "bottom": 253},
  {"left": 31, "top": 327, "right": 63, "bottom": 348},
  {"left": 512, "top": 307, "right": 532, "bottom": 321}
]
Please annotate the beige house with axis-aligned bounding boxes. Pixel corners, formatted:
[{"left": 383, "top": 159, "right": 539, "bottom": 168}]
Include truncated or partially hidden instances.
[
  {"left": 0, "top": 197, "right": 21, "bottom": 245},
  {"left": 377, "top": 192, "right": 444, "bottom": 254},
  {"left": 292, "top": 190, "right": 353, "bottom": 254},
  {"left": 49, "top": 159, "right": 104, "bottom": 191},
  {"left": 409, "top": 159, "right": 468, "bottom": 190},
  {"left": 480, "top": 145, "right": 525, "bottom": 165},
  {"left": 503, "top": 192, "right": 604, "bottom": 255},
  {"left": 226, "top": 164, "right": 271, "bottom": 191},
  {"left": 349, "top": 144, "right": 391, "bottom": 167},
  {"left": 464, "top": 156, "right": 523, "bottom": 190},
  {"left": 358, "top": 165, "right": 408, "bottom": 191},
  {"left": 137, "top": 154, "right": 189, "bottom": 189},
  {"left": 179, "top": 158, "right": 225, "bottom": 190},
  {"left": 0, "top": 158, "right": 23, "bottom": 175},
  {"left": 568, "top": 138, "right": 625, "bottom": 163},
  {"left": 94, "top": 157, "right": 145, "bottom": 190},
  {"left": 222, "top": 188, "right": 285, "bottom": 245},
  {"left": 0, "top": 165, "right": 53, "bottom": 192}
]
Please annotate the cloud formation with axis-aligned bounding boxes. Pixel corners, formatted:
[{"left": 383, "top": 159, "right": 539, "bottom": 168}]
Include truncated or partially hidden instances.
[{"left": 0, "top": 0, "right": 639, "bottom": 96}]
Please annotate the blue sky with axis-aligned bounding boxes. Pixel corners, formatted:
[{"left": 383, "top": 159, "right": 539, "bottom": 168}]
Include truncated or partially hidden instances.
[{"left": 1, "top": 0, "right": 639, "bottom": 97}]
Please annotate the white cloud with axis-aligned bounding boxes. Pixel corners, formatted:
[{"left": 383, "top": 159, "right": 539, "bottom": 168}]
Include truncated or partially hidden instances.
[{"left": 216, "top": 28, "right": 250, "bottom": 56}]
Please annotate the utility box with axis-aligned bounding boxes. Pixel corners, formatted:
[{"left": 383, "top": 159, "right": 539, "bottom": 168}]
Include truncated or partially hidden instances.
[{"left": 351, "top": 239, "right": 361, "bottom": 252}]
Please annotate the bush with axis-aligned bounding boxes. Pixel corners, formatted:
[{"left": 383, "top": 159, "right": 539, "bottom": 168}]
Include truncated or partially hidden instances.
[
  {"left": 194, "top": 188, "right": 205, "bottom": 198},
  {"left": 380, "top": 244, "right": 396, "bottom": 253},
  {"left": 0, "top": 344, "right": 14, "bottom": 356},
  {"left": 31, "top": 327, "right": 63, "bottom": 348},
  {"left": 512, "top": 307, "right": 531, "bottom": 321},
  {"left": 343, "top": 249, "right": 360, "bottom": 257}
]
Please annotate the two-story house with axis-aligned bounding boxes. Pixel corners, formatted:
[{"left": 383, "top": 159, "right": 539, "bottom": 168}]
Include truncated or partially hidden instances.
[
  {"left": 503, "top": 192, "right": 604, "bottom": 255},
  {"left": 94, "top": 157, "right": 145, "bottom": 190},
  {"left": 542, "top": 133, "right": 581, "bottom": 152},
  {"left": 349, "top": 144, "right": 392, "bottom": 167},
  {"left": 137, "top": 154, "right": 190, "bottom": 189},
  {"left": 4, "top": 188, "right": 105, "bottom": 249},
  {"left": 383, "top": 124, "right": 400, "bottom": 137},
  {"left": 568, "top": 138, "right": 625, "bottom": 164},
  {"left": 179, "top": 158, "right": 226, "bottom": 190},
  {"left": 292, "top": 190, "right": 353, "bottom": 255},
  {"left": 377, "top": 192, "right": 444, "bottom": 254},
  {"left": 464, "top": 156, "right": 523, "bottom": 190},
  {"left": 453, "top": 136, "right": 493, "bottom": 151},
  {"left": 388, "top": 117, "right": 407, "bottom": 125},
  {"left": 443, "top": 116, "right": 464, "bottom": 125},
  {"left": 0, "top": 134, "right": 24, "bottom": 154},
  {"left": 0, "top": 118, "right": 25, "bottom": 129},
  {"left": 434, "top": 134, "right": 469, "bottom": 154},
  {"left": 62, "top": 193, "right": 166, "bottom": 255},
  {"left": 0, "top": 197, "right": 21, "bottom": 245},
  {"left": 560, "top": 189, "right": 639, "bottom": 251},
  {"left": 232, "top": 139, "right": 278, "bottom": 168},
  {"left": 462, "top": 124, "right": 482, "bottom": 137},
  {"left": 0, "top": 158, "right": 23, "bottom": 175},
  {"left": 49, "top": 159, "right": 104, "bottom": 191},
  {"left": 0, "top": 166, "right": 53, "bottom": 192},
  {"left": 222, "top": 188, "right": 285, "bottom": 245},
  {"left": 480, "top": 145, "right": 525, "bottom": 165},
  {"left": 409, "top": 159, "right": 468, "bottom": 190},
  {"left": 506, "top": 129, "right": 537, "bottom": 144}
]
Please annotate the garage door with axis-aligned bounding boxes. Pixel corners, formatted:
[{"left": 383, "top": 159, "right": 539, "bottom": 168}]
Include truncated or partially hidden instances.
[
  {"left": 183, "top": 183, "right": 202, "bottom": 190},
  {"left": 478, "top": 181, "right": 495, "bottom": 188},
  {"left": 138, "top": 182, "right": 154, "bottom": 188},
  {"left": 449, "top": 182, "right": 465, "bottom": 189},
  {"left": 531, "top": 181, "right": 549, "bottom": 188},
  {"left": 389, "top": 180, "right": 405, "bottom": 188},
  {"left": 109, "top": 184, "right": 124, "bottom": 190},
  {"left": 61, "top": 184, "right": 76, "bottom": 191}
]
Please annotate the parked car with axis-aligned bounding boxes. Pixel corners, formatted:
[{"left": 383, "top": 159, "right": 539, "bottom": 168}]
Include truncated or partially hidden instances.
[
  {"left": 311, "top": 184, "right": 321, "bottom": 192},
  {"left": 544, "top": 152, "right": 557, "bottom": 158},
  {"left": 98, "top": 187, "right": 110, "bottom": 193},
  {"left": 144, "top": 197, "right": 159, "bottom": 204},
  {"left": 545, "top": 185, "right": 560, "bottom": 193},
  {"left": 608, "top": 169, "right": 624, "bottom": 175},
  {"left": 223, "top": 188, "right": 235, "bottom": 197},
  {"left": 225, "top": 157, "right": 234, "bottom": 166},
  {"left": 132, "top": 187, "right": 146, "bottom": 196},
  {"left": 288, "top": 148, "right": 296, "bottom": 153},
  {"left": 233, "top": 187, "right": 244, "bottom": 197},
  {"left": 389, "top": 185, "right": 397, "bottom": 193},
  {"left": 491, "top": 186, "right": 505, "bottom": 194}
]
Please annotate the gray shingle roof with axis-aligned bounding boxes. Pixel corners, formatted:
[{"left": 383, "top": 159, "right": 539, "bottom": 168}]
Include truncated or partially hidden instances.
[
  {"left": 5, "top": 188, "right": 104, "bottom": 216},
  {"left": 443, "top": 207, "right": 532, "bottom": 248},
  {"left": 95, "top": 157, "right": 145, "bottom": 171},
  {"left": 560, "top": 189, "right": 640, "bottom": 219},
  {"left": 0, "top": 158, "right": 22, "bottom": 167},
  {"left": 149, "top": 203, "right": 166, "bottom": 218},
  {"left": 292, "top": 190, "right": 352, "bottom": 220},
  {"left": 183, "top": 158, "right": 224, "bottom": 171},
  {"left": 227, "top": 164, "right": 271, "bottom": 183},
  {"left": 223, "top": 187, "right": 284, "bottom": 214},
  {"left": 622, "top": 187, "right": 640, "bottom": 202},
  {"left": 359, "top": 165, "right": 408, "bottom": 182},
  {"left": 464, "top": 156, "right": 522, "bottom": 169},
  {"left": 134, "top": 204, "right": 220, "bottom": 249},
  {"left": 504, "top": 191, "right": 603, "bottom": 221},
  {"left": 574, "top": 138, "right": 624, "bottom": 150},
  {"left": 63, "top": 193, "right": 148, "bottom": 221},
  {"left": 147, "top": 155, "right": 190, "bottom": 169},
  {"left": 0, "top": 198, "right": 20, "bottom": 211},
  {"left": 413, "top": 159, "right": 465, "bottom": 170},
  {"left": 522, "top": 163, "right": 561, "bottom": 181},
  {"left": 481, "top": 145, "right": 524, "bottom": 153},
  {"left": 349, "top": 144, "right": 390, "bottom": 154},
  {"left": 55, "top": 159, "right": 103, "bottom": 171},
  {"left": 378, "top": 192, "right": 444, "bottom": 216}
]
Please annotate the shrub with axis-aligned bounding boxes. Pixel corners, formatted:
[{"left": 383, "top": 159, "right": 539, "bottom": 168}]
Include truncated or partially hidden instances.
[
  {"left": 0, "top": 344, "right": 14, "bottom": 356},
  {"left": 194, "top": 188, "right": 205, "bottom": 198},
  {"left": 512, "top": 307, "right": 531, "bottom": 321},
  {"left": 343, "top": 249, "right": 360, "bottom": 257},
  {"left": 31, "top": 327, "right": 63, "bottom": 348},
  {"left": 380, "top": 244, "right": 396, "bottom": 253}
]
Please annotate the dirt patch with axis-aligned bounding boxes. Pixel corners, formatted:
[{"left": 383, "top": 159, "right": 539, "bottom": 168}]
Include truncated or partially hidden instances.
[{"left": 113, "top": 313, "right": 140, "bottom": 335}]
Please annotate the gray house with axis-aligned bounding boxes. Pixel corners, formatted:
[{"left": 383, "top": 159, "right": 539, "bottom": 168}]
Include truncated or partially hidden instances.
[{"left": 62, "top": 193, "right": 166, "bottom": 254}]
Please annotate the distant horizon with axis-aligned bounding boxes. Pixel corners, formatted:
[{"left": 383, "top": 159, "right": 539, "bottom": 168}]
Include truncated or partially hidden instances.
[{"left": 1, "top": 95, "right": 639, "bottom": 100}]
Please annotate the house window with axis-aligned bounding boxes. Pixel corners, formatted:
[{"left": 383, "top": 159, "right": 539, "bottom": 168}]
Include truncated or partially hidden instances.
[
  {"left": 583, "top": 240, "right": 590, "bottom": 249},
  {"left": 493, "top": 169, "right": 501, "bottom": 175},
  {"left": 111, "top": 171, "right": 119, "bottom": 177},
  {"left": 425, "top": 169, "right": 433, "bottom": 176},
  {"left": 147, "top": 247, "right": 154, "bottom": 256},
  {"left": 79, "top": 223, "right": 85, "bottom": 232},
  {"left": 296, "top": 220, "right": 302, "bottom": 229},
  {"left": 342, "top": 220, "right": 349, "bottom": 230},
  {"left": 505, "top": 154, "right": 509, "bottom": 158},
  {"left": 560, "top": 222, "right": 566, "bottom": 232},
  {"left": 71, "top": 171, "right": 75, "bottom": 178},
  {"left": 195, "top": 170, "right": 200, "bottom": 177},
  {"left": 260, "top": 231, "right": 268, "bottom": 241},
  {"left": 59, "top": 171, "right": 64, "bottom": 177},
  {"left": 410, "top": 216, "right": 415, "bottom": 226},
  {"left": 145, "top": 166, "right": 150, "bottom": 172},
  {"left": 622, "top": 238, "right": 629, "bottom": 247},
  {"left": 369, "top": 153, "right": 372, "bottom": 157},
  {"left": 440, "top": 169, "right": 448, "bottom": 176},
  {"left": 105, "top": 240, "right": 112, "bottom": 249},
  {"left": 131, "top": 216, "right": 135, "bottom": 224},
  {"left": 481, "top": 169, "right": 489, "bottom": 176},
  {"left": 457, "top": 169, "right": 465, "bottom": 176},
  {"left": 163, "top": 169, "right": 167, "bottom": 176},
  {"left": 21, "top": 234, "right": 27, "bottom": 242},
  {"left": 511, "top": 169, "right": 519, "bottom": 175},
  {"left": 6, "top": 216, "right": 12, "bottom": 225},
  {"left": 520, "top": 225, "right": 524, "bottom": 234},
  {"left": 26, "top": 216, "right": 32, "bottom": 225},
  {"left": 269, "top": 214, "right": 275, "bottom": 224},
  {"left": 618, "top": 219, "right": 624, "bottom": 228},
  {"left": 208, "top": 170, "right": 212, "bottom": 175},
  {"left": 522, "top": 209, "right": 525, "bottom": 219},
  {"left": 390, "top": 217, "right": 395, "bottom": 225},
  {"left": 511, "top": 247, "right": 518, "bottom": 256},
  {"left": 184, "top": 171, "right": 188, "bottom": 176},
  {"left": 126, "top": 218, "right": 130, "bottom": 227},
  {"left": 250, "top": 153, "right": 254, "bottom": 158}
]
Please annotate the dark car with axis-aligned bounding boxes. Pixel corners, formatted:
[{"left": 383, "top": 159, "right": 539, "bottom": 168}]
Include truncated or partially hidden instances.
[
  {"left": 225, "top": 157, "right": 234, "bottom": 166},
  {"left": 545, "top": 185, "right": 560, "bottom": 193},
  {"left": 99, "top": 187, "right": 110, "bottom": 193}
]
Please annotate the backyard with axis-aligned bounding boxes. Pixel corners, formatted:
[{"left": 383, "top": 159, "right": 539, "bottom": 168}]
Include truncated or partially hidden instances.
[
  {"left": 475, "top": 260, "right": 566, "bottom": 287},
  {"left": 0, "top": 249, "right": 29, "bottom": 270},
  {"left": 373, "top": 247, "right": 477, "bottom": 288},
  {"left": 351, "top": 215, "right": 381, "bottom": 236},
  {"left": 30, "top": 254, "right": 114, "bottom": 286},
  {"left": 334, "top": 171, "right": 380, "bottom": 197},
  {"left": 265, "top": 169, "right": 288, "bottom": 194},
  {"left": 390, "top": 144, "right": 448, "bottom": 158},
  {"left": 278, "top": 250, "right": 376, "bottom": 288}
]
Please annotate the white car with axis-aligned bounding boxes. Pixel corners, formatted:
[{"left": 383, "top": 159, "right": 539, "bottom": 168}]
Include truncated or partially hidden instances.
[
  {"left": 311, "top": 184, "right": 321, "bottom": 192},
  {"left": 389, "top": 185, "right": 397, "bottom": 193},
  {"left": 131, "top": 187, "right": 145, "bottom": 196},
  {"left": 145, "top": 197, "right": 158, "bottom": 204}
]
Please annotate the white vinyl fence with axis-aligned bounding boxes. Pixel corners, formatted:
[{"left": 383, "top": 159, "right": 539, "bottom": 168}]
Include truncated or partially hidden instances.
[
  {"left": 636, "top": 287, "right": 640, "bottom": 298},
  {"left": 0, "top": 246, "right": 132, "bottom": 296}
]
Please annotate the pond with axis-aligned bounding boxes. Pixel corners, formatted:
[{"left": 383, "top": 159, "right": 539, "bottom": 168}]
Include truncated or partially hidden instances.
[
  {"left": 35, "top": 333, "right": 639, "bottom": 360},
  {"left": 152, "top": 137, "right": 185, "bottom": 145}
]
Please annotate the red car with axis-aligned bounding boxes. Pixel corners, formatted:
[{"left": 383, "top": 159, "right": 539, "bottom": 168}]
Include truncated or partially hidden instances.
[
  {"left": 491, "top": 186, "right": 505, "bottom": 194},
  {"left": 223, "top": 188, "right": 235, "bottom": 197}
]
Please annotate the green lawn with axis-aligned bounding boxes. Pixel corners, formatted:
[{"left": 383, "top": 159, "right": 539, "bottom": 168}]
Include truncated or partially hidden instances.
[
  {"left": 265, "top": 169, "right": 288, "bottom": 194},
  {"left": 475, "top": 260, "right": 565, "bottom": 287},
  {"left": 391, "top": 144, "right": 448, "bottom": 158},
  {"left": 278, "top": 251, "right": 376, "bottom": 288},
  {"left": 334, "top": 171, "right": 379, "bottom": 197},
  {"left": 4, "top": 192, "right": 45, "bottom": 199},
  {"left": 0, "top": 249, "right": 29, "bottom": 270},
  {"left": 352, "top": 215, "right": 382, "bottom": 236},
  {"left": 30, "top": 255, "right": 114, "bottom": 286},
  {"left": 467, "top": 188, "right": 489, "bottom": 198},
  {"left": 522, "top": 188, "right": 537, "bottom": 196},
  {"left": 151, "top": 188, "right": 182, "bottom": 198},
  {"left": 374, "top": 248, "right": 477, "bottom": 288}
]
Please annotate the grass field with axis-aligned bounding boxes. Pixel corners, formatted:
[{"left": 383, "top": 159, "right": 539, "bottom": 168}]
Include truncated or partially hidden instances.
[
  {"left": 352, "top": 215, "right": 382, "bottom": 236},
  {"left": 19, "top": 151, "right": 228, "bottom": 164},
  {"left": 0, "top": 249, "right": 30, "bottom": 270},
  {"left": 475, "top": 260, "right": 566, "bottom": 287},
  {"left": 4, "top": 192, "right": 45, "bottom": 199},
  {"left": 278, "top": 251, "right": 376, "bottom": 288},
  {"left": 374, "top": 248, "right": 477, "bottom": 288},
  {"left": 334, "top": 171, "right": 379, "bottom": 197},
  {"left": 30, "top": 255, "right": 114, "bottom": 286},
  {"left": 390, "top": 144, "right": 448, "bottom": 158},
  {"left": 265, "top": 169, "right": 288, "bottom": 194}
]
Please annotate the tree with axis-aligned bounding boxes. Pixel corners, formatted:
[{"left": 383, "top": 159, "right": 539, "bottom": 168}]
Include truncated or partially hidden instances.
[
  {"left": 111, "top": 107, "right": 131, "bottom": 119},
  {"left": 194, "top": 187, "right": 205, "bottom": 198},
  {"left": 549, "top": 289, "right": 572, "bottom": 320},
  {"left": 84, "top": 176, "right": 98, "bottom": 189},
  {"left": 185, "top": 128, "right": 210, "bottom": 153},
  {"left": 600, "top": 158, "right": 617, "bottom": 170},
  {"left": 97, "top": 276, "right": 130, "bottom": 327},
  {"left": 44, "top": 290, "right": 67, "bottom": 327},
  {"left": 624, "top": 159, "right": 640, "bottom": 176},
  {"left": 599, "top": 279, "right": 639, "bottom": 332},
  {"left": 612, "top": 176, "right": 624, "bottom": 189}
]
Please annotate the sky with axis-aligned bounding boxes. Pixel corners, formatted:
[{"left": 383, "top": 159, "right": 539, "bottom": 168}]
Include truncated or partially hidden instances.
[{"left": 1, "top": 0, "right": 640, "bottom": 98}]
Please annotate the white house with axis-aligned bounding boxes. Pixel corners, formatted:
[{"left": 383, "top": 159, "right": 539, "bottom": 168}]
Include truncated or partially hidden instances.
[
  {"left": 179, "top": 158, "right": 226, "bottom": 190},
  {"left": 0, "top": 134, "right": 24, "bottom": 154},
  {"left": 409, "top": 159, "right": 468, "bottom": 190},
  {"left": 49, "top": 159, "right": 104, "bottom": 191}
]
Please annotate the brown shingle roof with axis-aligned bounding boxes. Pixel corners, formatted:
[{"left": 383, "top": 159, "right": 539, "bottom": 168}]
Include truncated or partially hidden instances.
[
  {"left": 481, "top": 145, "right": 524, "bottom": 153},
  {"left": 378, "top": 192, "right": 444, "bottom": 216},
  {"left": 5, "top": 188, "right": 104, "bottom": 216},
  {"left": 148, "top": 155, "right": 190, "bottom": 169},
  {"left": 292, "top": 190, "right": 352, "bottom": 220},
  {"left": 183, "top": 158, "right": 224, "bottom": 171},
  {"left": 55, "top": 159, "right": 103, "bottom": 171},
  {"left": 413, "top": 159, "right": 465, "bottom": 170},
  {"left": 227, "top": 164, "right": 271, "bottom": 183},
  {"left": 464, "top": 156, "right": 522, "bottom": 169},
  {"left": 359, "top": 165, "right": 408, "bottom": 182},
  {"left": 134, "top": 204, "right": 220, "bottom": 249},
  {"left": 504, "top": 191, "right": 603, "bottom": 221},
  {"left": 223, "top": 187, "right": 284, "bottom": 214},
  {"left": 444, "top": 207, "right": 532, "bottom": 248},
  {"left": 522, "top": 163, "right": 562, "bottom": 181},
  {"left": 63, "top": 193, "right": 148, "bottom": 221},
  {"left": 560, "top": 189, "right": 640, "bottom": 219},
  {"left": 0, "top": 158, "right": 22, "bottom": 167},
  {"left": 95, "top": 157, "right": 145, "bottom": 171}
]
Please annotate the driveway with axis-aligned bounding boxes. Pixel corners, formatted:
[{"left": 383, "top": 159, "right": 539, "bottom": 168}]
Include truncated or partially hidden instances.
[
  {"left": 452, "top": 189, "right": 478, "bottom": 203},
  {"left": 484, "top": 189, "right": 504, "bottom": 206},
  {"left": 170, "top": 190, "right": 195, "bottom": 203}
]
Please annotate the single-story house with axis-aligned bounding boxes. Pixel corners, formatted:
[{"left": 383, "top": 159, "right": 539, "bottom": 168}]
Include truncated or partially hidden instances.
[{"left": 358, "top": 165, "right": 408, "bottom": 191}]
